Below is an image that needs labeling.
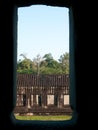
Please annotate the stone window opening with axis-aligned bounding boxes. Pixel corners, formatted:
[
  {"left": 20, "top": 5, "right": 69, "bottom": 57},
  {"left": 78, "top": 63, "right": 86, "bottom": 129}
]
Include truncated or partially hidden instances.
[{"left": 2, "top": 0, "right": 78, "bottom": 129}]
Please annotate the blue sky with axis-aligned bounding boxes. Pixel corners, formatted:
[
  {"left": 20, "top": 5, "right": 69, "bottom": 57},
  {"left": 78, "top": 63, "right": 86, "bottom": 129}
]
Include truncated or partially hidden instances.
[{"left": 17, "top": 5, "right": 69, "bottom": 61}]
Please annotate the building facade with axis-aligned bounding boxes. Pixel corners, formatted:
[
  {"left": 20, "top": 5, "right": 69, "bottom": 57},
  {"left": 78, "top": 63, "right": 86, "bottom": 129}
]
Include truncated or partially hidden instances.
[{"left": 14, "top": 73, "right": 72, "bottom": 115}]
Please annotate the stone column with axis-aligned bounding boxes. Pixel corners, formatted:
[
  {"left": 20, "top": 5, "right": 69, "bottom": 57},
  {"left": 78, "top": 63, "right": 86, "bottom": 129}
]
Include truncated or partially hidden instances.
[{"left": 58, "top": 94, "right": 64, "bottom": 108}]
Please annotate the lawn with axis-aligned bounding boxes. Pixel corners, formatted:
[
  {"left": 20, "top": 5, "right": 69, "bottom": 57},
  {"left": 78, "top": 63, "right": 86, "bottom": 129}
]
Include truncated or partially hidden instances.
[{"left": 15, "top": 115, "right": 72, "bottom": 121}]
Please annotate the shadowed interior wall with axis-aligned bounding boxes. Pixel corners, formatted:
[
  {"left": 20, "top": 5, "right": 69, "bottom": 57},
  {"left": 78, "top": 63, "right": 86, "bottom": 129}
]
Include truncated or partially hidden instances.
[{"left": 1, "top": 0, "right": 97, "bottom": 130}]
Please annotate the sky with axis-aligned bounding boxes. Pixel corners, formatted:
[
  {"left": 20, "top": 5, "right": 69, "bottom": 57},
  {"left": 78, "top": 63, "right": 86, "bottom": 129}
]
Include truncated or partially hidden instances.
[{"left": 17, "top": 5, "right": 69, "bottom": 62}]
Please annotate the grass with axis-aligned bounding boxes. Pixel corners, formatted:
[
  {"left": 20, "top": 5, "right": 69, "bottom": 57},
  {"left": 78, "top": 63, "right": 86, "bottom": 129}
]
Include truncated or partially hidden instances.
[{"left": 15, "top": 115, "right": 72, "bottom": 121}]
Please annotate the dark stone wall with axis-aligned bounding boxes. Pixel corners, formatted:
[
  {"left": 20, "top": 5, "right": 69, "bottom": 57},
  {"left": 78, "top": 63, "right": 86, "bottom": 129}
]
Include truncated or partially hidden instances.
[{"left": 0, "top": 0, "right": 97, "bottom": 130}]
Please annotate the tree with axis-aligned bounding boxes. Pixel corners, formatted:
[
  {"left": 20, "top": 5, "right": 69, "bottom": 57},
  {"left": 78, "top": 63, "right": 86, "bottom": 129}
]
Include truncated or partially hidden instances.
[
  {"left": 33, "top": 54, "right": 44, "bottom": 75},
  {"left": 17, "top": 53, "right": 34, "bottom": 74},
  {"left": 43, "top": 53, "right": 54, "bottom": 67},
  {"left": 58, "top": 52, "right": 69, "bottom": 74},
  {"left": 17, "top": 52, "right": 69, "bottom": 74},
  {"left": 20, "top": 53, "right": 27, "bottom": 59}
]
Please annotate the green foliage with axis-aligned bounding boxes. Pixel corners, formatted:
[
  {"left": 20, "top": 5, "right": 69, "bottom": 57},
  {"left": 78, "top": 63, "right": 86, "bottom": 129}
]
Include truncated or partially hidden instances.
[
  {"left": 40, "top": 67, "right": 62, "bottom": 74},
  {"left": 58, "top": 52, "right": 69, "bottom": 74},
  {"left": 17, "top": 52, "right": 69, "bottom": 74}
]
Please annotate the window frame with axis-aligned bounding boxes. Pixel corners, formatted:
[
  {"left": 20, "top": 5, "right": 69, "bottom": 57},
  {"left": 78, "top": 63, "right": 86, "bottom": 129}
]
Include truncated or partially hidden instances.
[{"left": 1, "top": 0, "right": 78, "bottom": 129}]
